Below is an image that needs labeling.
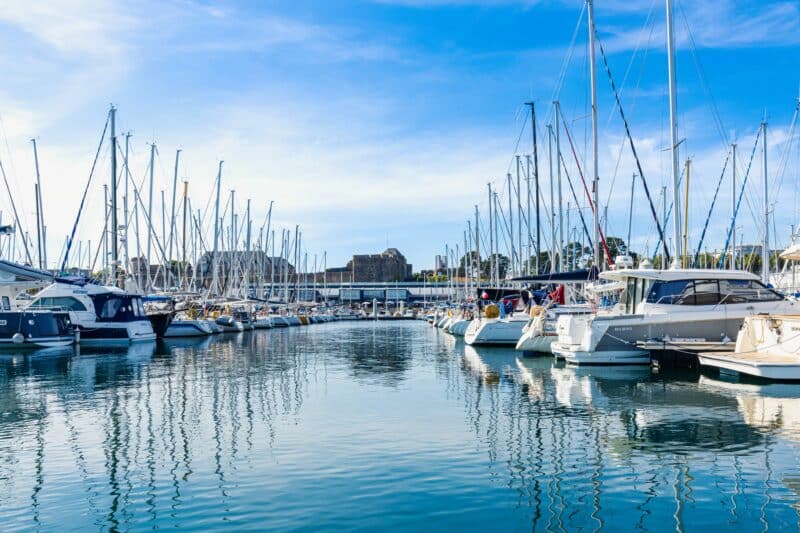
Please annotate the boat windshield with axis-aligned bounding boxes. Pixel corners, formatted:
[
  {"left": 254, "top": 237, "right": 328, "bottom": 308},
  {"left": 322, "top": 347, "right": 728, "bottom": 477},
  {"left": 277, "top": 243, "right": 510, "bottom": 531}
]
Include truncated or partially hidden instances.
[
  {"left": 91, "top": 294, "right": 148, "bottom": 321},
  {"left": 645, "top": 278, "right": 783, "bottom": 305}
]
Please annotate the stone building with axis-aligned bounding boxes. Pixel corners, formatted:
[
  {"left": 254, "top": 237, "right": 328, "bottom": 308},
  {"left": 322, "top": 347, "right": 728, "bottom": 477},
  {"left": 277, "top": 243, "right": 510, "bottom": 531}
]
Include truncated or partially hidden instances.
[{"left": 324, "top": 248, "right": 412, "bottom": 283}]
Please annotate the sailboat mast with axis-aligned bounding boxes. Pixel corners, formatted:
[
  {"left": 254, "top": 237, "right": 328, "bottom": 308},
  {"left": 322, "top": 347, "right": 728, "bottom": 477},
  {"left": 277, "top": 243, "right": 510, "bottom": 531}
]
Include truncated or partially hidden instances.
[
  {"left": 666, "top": 0, "right": 682, "bottom": 268},
  {"left": 487, "top": 183, "right": 494, "bottom": 284},
  {"left": 493, "top": 192, "right": 500, "bottom": 284},
  {"left": 123, "top": 132, "right": 131, "bottom": 283},
  {"left": 110, "top": 105, "right": 118, "bottom": 285},
  {"left": 515, "top": 156, "right": 523, "bottom": 276},
  {"left": 762, "top": 119, "right": 769, "bottom": 283},
  {"left": 547, "top": 123, "right": 556, "bottom": 272},
  {"left": 168, "top": 149, "right": 181, "bottom": 282},
  {"left": 731, "top": 143, "right": 737, "bottom": 269},
  {"left": 506, "top": 172, "right": 514, "bottom": 276},
  {"left": 554, "top": 100, "right": 564, "bottom": 272},
  {"left": 212, "top": 161, "right": 223, "bottom": 296},
  {"left": 182, "top": 180, "right": 188, "bottom": 290},
  {"left": 474, "top": 204, "right": 480, "bottom": 285},
  {"left": 526, "top": 102, "right": 541, "bottom": 274},
  {"left": 526, "top": 155, "right": 532, "bottom": 274},
  {"left": 587, "top": 0, "right": 601, "bottom": 270},
  {"left": 147, "top": 143, "right": 155, "bottom": 290},
  {"left": 31, "top": 138, "right": 44, "bottom": 269}
]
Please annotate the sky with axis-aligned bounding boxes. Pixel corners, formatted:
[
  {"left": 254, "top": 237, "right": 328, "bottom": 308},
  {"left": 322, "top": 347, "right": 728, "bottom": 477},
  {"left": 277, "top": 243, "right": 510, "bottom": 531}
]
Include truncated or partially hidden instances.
[{"left": 0, "top": 0, "right": 798, "bottom": 272}]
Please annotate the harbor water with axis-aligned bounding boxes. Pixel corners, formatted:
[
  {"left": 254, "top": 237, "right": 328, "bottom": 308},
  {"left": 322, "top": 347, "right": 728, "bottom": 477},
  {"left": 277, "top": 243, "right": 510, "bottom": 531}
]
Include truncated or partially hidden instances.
[{"left": 2, "top": 321, "right": 800, "bottom": 530}]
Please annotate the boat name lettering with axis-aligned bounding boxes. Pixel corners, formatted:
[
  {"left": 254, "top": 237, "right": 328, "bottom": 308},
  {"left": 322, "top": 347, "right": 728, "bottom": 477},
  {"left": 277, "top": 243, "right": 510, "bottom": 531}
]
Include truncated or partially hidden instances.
[{"left": 613, "top": 327, "right": 633, "bottom": 332}]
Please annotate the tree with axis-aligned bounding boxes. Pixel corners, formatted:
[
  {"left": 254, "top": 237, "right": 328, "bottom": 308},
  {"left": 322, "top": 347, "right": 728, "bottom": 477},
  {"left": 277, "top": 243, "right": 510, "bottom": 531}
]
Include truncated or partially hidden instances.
[{"left": 480, "top": 254, "right": 510, "bottom": 280}]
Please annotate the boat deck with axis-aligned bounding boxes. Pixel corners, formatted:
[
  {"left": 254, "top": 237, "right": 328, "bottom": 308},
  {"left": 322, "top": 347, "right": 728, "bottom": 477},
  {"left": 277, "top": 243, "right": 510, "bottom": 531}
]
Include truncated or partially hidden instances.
[
  {"left": 698, "top": 350, "right": 800, "bottom": 380},
  {"left": 700, "top": 351, "right": 800, "bottom": 365}
]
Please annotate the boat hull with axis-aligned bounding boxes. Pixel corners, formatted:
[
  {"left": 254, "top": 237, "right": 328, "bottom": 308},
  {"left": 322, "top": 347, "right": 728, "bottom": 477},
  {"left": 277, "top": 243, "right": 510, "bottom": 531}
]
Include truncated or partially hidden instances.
[
  {"left": 464, "top": 317, "right": 527, "bottom": 346},
  {"left": 164, "top": 320, "right": 213, "bottom": 338}
]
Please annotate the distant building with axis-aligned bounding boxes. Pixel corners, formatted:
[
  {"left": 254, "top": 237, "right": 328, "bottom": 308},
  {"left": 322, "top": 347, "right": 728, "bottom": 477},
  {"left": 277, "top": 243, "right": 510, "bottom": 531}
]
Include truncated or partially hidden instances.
[
  {"left": 324, "top": 248, "right": 412, "bottom": 283},
  {"left": 194, "top": 251, "right": 293, "bottom": 289},
  {"left": 130, "top": 256, "right": 193, "bottom": 289}
]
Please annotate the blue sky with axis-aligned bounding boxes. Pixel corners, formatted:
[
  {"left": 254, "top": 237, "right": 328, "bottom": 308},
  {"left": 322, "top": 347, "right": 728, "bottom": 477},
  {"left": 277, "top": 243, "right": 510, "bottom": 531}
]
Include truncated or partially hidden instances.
[{"left": 0, "top": 0, "right": 798, "bottom": 271}]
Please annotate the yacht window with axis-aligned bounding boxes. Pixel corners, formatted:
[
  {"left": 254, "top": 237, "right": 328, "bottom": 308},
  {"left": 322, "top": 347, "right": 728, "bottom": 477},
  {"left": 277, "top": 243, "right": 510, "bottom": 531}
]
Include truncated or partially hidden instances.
[
  {"left": 687, "top": 280, "right": 722, "bottom": 306},
  {"left": 719, "top": 279, "right": 783, "bottom": 303},
  {"left": 31, "top": 297, "right": 87, "bottom": 311},
  {"left": 134, "top": 298, "right": 144, "bottom": 317},
  {"left": 646, "top": 280, "right": 691, "bottom": 304},
  {"left": 1, "top": 296, "right": 9, "bottom": 310},
  {"left": 100, "top": 298, "right": 122, "bottom": 319}
]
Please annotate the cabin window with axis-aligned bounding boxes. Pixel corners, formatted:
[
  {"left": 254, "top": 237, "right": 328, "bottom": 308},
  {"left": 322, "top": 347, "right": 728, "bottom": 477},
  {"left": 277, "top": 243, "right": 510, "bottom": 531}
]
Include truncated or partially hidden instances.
[
  {"left": 133, "top": 298, "right": 145, "bottom": 317},
  {"left": 1, "top": 296, "right": 9, "bottom": 310},
  {"left": 623, "top": 278, "right": 651, "bottom": 314},
  {"left": 646, "top": 280, "right": 690, "bottom": 304},
  {"left": 672, "top": 280, "right": 723, "bottom": 306},
  {"left": 719, "top": 280, "right": 783, "bottom": 303},
  {"left": 100, "top": 298, "right": 122, "bottom": 319},
  {"left": 31, "top": 297, "right": 88, "bottom": 311}
]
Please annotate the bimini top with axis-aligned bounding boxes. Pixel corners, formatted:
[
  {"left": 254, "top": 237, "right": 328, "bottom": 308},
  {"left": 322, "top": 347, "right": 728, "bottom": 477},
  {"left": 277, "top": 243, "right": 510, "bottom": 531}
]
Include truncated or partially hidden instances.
[
  {"left": 781, "top": 243, "right": 800, "bottom": 261},
  {"left": 599, "top": 268, "right": 761, "bottom": 283}
]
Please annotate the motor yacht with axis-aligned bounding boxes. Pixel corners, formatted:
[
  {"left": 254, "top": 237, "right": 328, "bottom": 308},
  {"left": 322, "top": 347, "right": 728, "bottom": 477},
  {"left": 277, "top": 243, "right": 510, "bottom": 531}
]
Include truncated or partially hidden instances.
[
  {"left": 0, "top": 260, "right": 75, "bottom": 348},
  {"left": 552, "top": 268, "right": 798, "bottom": 365},
  {"left": 30, "top": 278, "right": 156, "bottom": 343}
]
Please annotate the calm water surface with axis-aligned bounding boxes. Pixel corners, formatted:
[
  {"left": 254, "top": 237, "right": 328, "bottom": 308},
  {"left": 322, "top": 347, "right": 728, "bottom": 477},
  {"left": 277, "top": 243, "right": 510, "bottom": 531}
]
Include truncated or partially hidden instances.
[{"left": 2, "top": 321, "right": 800, "bottom": 531}]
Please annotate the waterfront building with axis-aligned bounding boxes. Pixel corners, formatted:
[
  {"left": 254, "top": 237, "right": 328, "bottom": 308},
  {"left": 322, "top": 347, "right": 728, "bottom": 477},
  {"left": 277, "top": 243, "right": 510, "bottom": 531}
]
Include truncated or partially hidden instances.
[{"left": 324, "top": 248, "right": 412, "bottom": 283}]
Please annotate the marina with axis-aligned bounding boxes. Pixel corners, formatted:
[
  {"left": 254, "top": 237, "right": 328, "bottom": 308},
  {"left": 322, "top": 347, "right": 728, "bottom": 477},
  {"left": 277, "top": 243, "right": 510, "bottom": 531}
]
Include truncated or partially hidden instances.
[{"left": 2, "top": 0, "right": 800, "bottom": 529}]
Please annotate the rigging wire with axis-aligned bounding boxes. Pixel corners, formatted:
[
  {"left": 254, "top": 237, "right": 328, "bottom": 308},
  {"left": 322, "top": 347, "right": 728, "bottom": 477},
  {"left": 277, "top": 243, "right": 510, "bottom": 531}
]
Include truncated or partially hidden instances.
[{"left": 60, "top": 111, "right": 110, "bottom": 272}]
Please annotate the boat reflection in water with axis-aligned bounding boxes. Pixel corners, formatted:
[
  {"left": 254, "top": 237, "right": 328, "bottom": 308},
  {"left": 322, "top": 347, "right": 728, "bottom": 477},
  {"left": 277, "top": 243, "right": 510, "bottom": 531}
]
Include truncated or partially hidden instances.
[{"left": 1, "top": 322, "right": 800, "bottom": 530}]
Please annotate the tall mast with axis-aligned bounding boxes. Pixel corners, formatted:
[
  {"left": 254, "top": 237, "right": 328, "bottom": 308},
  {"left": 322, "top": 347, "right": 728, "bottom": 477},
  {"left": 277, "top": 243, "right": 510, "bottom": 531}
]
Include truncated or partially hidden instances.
[
  {"left": 507, "top": 172, "right": 514, "bottom": 276},
  {"left": 294, "top": 225, "right": 299, "bottom": 303},
  {"left": 246, "top": 198, "right": 252, "bottom": 298},
  {"left": 31, "top": 138, "right": 44, "bottom": 269},
  {"left": 762, "top": 119, "right": 769, "bottom": 284},
  {"left": 587, "top": 0, "right": 601, "bottom": 270},
  {"left": 103, "top": 184, "right": 109, "bottom": 278},
  {"left": 212, "top": 161, "right": 223, "bottom": 296},
  {"left": 493, "top": 192, "right": 500, "bottom": 284},
  {"left": 627, "top": 173, "right": 636, "bottom": 258},
  {"left": 525, "top": 102, "right": 541, "bottom": 274},
  {"left": 525, "top": 155, "right": 532, "bottom": 274},
  {"left": 147, "top": 143, "right": 155, "bottom": 290},
  {"left": 487, "top": 183, "right": 494, "bottom": 284},
  {"left": 474, "top": 204, "right": 480, "bottom": 285},
  {"left": 265, "top": 201, "right": 273, "bottom": 299},
  {"left": 123, "top": 132, "right": 131, "bottom": 284},
  {"left": 682, "top": 159, "right": 690, "bottom": 268},
  {"left": 731, "top": 143, "right": 737, "bottom": 269},
  {"left": 547, "top": 123, "right": 556, "bottom": 272},
  {"left": 230, "top": 189, "right": 236, "bottom": 296},
  {"left": 182, "top": 180, "right": 188, "bottom": 290},
  {"left": 666, "top": 0, "right": 682, "bottom": 268},
  {"left": 515, "top": 156, "right": 523, "bottom": 277},
  {"left": 110, "top": 105, "right": 118, "bottom": 285},
  {"left": 168, "top": 149, "right": 181, "bottom": 276},
  {"left": 554, "top": 100, "right": 564, "bottom": 272}
]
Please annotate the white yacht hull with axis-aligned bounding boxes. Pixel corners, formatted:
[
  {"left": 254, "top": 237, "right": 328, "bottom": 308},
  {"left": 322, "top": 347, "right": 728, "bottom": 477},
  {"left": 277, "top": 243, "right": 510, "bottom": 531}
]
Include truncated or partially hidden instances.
[
  {"left": 464, "top": 316, "right": 527, "bottom": 346},
  {"left": 164, "top": 319, "right": 213, "bottom": 338},
  {"left": 448, "top": 319, "right": 471, "bottom": 337}
]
